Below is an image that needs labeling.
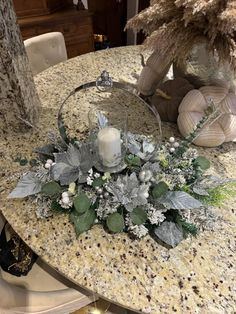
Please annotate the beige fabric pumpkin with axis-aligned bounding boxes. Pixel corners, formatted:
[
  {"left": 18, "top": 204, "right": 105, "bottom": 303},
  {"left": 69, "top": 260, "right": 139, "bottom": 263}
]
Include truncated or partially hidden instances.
[
  {"left": 151, "top": 78, "right": 194, "bottom": 122},
  {"left": 177, "top": 86, "right": 236, "bottom": 147}
]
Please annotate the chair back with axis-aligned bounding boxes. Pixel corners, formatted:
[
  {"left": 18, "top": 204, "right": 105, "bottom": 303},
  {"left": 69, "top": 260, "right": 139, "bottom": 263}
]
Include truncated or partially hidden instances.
[{"left": 24, "top": 32, "right": 68, "bottom": 76}]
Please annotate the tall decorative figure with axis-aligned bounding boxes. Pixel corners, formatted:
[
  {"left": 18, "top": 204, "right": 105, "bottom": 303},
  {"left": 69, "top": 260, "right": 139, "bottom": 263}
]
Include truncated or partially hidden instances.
[
  {"left": 126, "top": 0, "right": 236, "bottom": 96},
  {"left": 126, "top": 0, "right": 236, "bottom": 147},
  {"left": 0, "top": 0, "right": 40, "bottom": 132}
]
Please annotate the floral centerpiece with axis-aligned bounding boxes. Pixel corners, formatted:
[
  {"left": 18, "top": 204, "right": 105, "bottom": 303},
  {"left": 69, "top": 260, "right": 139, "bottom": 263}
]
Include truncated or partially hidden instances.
[{"left": 9, "top": 106, "right": 236, "bottom": 248}]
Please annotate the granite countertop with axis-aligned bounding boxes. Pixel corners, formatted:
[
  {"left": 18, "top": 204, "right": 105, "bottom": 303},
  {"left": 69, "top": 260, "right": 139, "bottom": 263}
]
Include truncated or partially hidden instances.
[{"left": 0, "top": 46, "right": 236, "bottom": 314}]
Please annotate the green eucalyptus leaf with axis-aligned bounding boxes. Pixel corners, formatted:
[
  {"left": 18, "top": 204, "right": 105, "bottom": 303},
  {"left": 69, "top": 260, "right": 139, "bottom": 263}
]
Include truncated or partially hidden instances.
[
  {"left": 106, "top": 213, "right": 125, "bottom": 233},
  {"left": 194, "top": 156, "right": 210, "bottom": 170},
  {"left": 19, "top": 158, "right": 28, "bottom": 166},
  {"left": 70, "top": 208, "right": 96, "bottom": 236},
  {"left": 152, "top": 181, "right": 169, "bottom": 199},
  {"left": 125, "top": 154, "right": 141, "bottom": 167},
  {"left": 73, "top": 193, "right": 91, "bottom": 214},
  {"left": 130, "top": 207, "right": 147, "bottom": 225},
  {"left": 92, "top": 177, "right": 106, "bottom": 187},
  {"left": 41, "top": 181, "right": 61, "bottom": 197}
]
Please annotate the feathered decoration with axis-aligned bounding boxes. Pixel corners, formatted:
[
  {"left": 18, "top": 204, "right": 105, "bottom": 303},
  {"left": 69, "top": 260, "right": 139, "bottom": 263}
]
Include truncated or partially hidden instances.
[{"left": 126, "top": 0, "right": 236, "bottom": 69}]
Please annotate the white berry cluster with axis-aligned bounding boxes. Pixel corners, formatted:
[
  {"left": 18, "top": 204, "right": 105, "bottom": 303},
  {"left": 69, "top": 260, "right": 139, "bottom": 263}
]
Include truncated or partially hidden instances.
[
  {"left": 167, "top": 137, "right": 179, "bottom": 153},
  {"left": 59, "top": 191, "right": 73, "bottom": 209},
  {"left": 129, "top": 224, "right": 149, "bottom": 238},
  {"left": 146, "top": 204, "right": 166, "bottom": 225},
  {"left": 44, "top": 159, "right": 55, "bottom": 169},
  {"left": 124, "top": 215, "right": 149, "bottom": 239},
  {"left": 86, "top": 168, "right": 101, "bottom": 186},
  {"left": 138, "top": 169, "right": 154, "bottom": 183},
  {"left": 95, "top": 198, "right": 117, "bottom": 219}
]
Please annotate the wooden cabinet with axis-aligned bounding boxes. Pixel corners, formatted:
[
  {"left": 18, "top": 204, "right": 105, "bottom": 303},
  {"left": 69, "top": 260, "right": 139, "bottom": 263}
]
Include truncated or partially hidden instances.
[
  {"left": 13, "top": 0, "right": 69, "bottom": 18},
  {"left": 17, "top": 9, "right": 94, "bottom": 58}
]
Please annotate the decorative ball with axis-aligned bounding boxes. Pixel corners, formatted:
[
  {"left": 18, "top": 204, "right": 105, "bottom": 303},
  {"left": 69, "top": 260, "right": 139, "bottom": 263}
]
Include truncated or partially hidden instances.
[
  {"left": 139, "top": 170, "right": 153, "bottom": 182},
  {"left": 169, "top": 147, "right": 175, "bottom": 153},
  {"left": 142, "top": 191, "right": 149, "bottom": 198},
  {"left": 46, "top": 159, "right": 53, "bottom": 165},
  {"left": 104, "top": 192, "right": 109, "bottom": 199},
  {"left": 150, "top": 78, "right": 194, "bottom": 122},
  {"left": 169, "top": 137, "right": 175, "bottom": 143},
  {"left": 173, "top": 142, "right": 179, "bottom": 148},
  {"left": 62, "top": 196, "right": 70, "bottom": 205},
  {"left": 45, "top": 163, "right": 51, "bottom": 169},
  {"left": 178, "top": 86, "right": 236, "bottom": 147},
  {"left": 62, "top": 192, "right": 69, "bottom": 198},
  {"left": 97, "top": 188, "right": 103, "bottom": 195}
]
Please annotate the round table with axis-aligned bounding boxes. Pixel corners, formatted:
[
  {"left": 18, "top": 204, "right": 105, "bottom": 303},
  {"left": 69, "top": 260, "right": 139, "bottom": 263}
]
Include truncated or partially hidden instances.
[{"left": 1, "top": 46, "right": 236, "bottom": 314}]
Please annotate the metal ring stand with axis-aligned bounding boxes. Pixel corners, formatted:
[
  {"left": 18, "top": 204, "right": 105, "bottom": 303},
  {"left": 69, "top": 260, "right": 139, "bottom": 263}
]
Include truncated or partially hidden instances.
[{"left": 58, "top": 70, "right": 162, "bottom": 144}]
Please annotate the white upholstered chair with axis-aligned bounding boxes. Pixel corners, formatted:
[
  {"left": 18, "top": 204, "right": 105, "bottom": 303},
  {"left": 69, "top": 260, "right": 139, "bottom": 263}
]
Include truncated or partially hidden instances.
[
  {"left": 24, "top": 32, "right": 68, "bottom": 76},
  {"left": 0, "top": 213, "right": 97, "bottom": 314}
]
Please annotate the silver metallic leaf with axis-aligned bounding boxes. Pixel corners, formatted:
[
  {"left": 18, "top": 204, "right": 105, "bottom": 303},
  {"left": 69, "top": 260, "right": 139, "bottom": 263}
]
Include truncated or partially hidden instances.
[
  {"left": 192, "top": 186, "right": 209, "bottom": 196},
  {"left": 159, "top": 191, "right": 202, "bottom": 210},
  {"left": 154, "top": 221, "right": 184, "bottom": 247},
  {"left": 127, "top": 138, "right": 141, "bottom": 155},
  {"left": 143, "top": 140, "right": 155, "bottom": 154},
  {"left": 106, "top": 173, "right": 149, "bottom": 211},
  {"left": 142, "top": 162, "right": 160, "bottom": 174},
  {"left": 66, "top": 145, "right": 82, "bottom": 167},
  {"left": 8, "top": 172, "right": 42, "bottom": 198},
  {"left": 127, "top": 132, "right": 156, "bottom": 161},
  {"left": 59, "top": 167, "right": 80, "bottom": 186},
  {"left": 51, "top": 163, "right": 79, "bottom": 186},
  {"left": 34, "top": 144, "right": 55, "bottom": 157},
  {"left": 53, "top": 144, "right": 94, "bottom": 185},
  {"left": 194, "top": 175, "right": 235, "bottom": 189},
  {"left": 54, "top": 144, "right": 80, "bottom": 167},
  {"left": 97, "top": 112, "right": 108, "bottom": 129},
  {"left": 77, "top": 143, "right": 94, "bottom": 173},
  {"left": 51, "top": 163, "right": 69, "bottom": 180}
]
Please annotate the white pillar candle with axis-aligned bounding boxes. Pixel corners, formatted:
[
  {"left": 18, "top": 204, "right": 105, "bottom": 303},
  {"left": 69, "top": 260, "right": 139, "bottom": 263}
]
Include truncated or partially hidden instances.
[{"left": 97, "top": 127, "right": 122, "bottom": 167}]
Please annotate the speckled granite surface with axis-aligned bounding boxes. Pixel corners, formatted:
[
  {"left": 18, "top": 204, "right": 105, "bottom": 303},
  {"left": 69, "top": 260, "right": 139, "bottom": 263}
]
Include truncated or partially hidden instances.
[{"left": 0, "top": 46, "right": 236, "bottom": 314}]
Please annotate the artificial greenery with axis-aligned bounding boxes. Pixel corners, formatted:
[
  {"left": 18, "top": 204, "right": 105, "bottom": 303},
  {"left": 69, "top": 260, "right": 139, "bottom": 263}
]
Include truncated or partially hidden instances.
[
  {"left": 41, "top": 181, "right": 61, "bottom": 197},
  {"left": 152, "top": 182, "right": 169, "bottom": 199},
  {"left": 197, "top": 182, "right": 236, "bottom": 207},
  {"left": 106, "top": 213, "right": 125, "bottom": 233},
  {"left": 8, "top": 112, "right": 236, "bottom": 248},
  {"left": 73, "top": 193, "right": 91, "bottom": 214}
]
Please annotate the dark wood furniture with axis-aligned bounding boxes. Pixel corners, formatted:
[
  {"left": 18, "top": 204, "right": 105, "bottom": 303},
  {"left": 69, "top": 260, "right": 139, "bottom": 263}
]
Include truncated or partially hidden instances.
[
  {"left": 13, "top": 0, "right": 69, "bottom": 18},
  {"left": 88, "top": 0, "right": 127, "bottom": 48},
  {"left": 13, "top": 0, "right": 94, "bottom": 58}
]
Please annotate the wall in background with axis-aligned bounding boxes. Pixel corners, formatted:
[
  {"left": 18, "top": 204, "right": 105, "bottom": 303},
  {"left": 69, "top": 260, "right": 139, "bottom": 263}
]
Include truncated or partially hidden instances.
[{"left": 126, "top": 0, "right": 138, "bottom": 45}]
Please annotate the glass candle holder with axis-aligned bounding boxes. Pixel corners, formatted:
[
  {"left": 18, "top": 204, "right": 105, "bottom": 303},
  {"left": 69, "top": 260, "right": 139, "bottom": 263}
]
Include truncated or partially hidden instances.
[{"left": 88, "top": 108, "right": 128, "bottom": 173}]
